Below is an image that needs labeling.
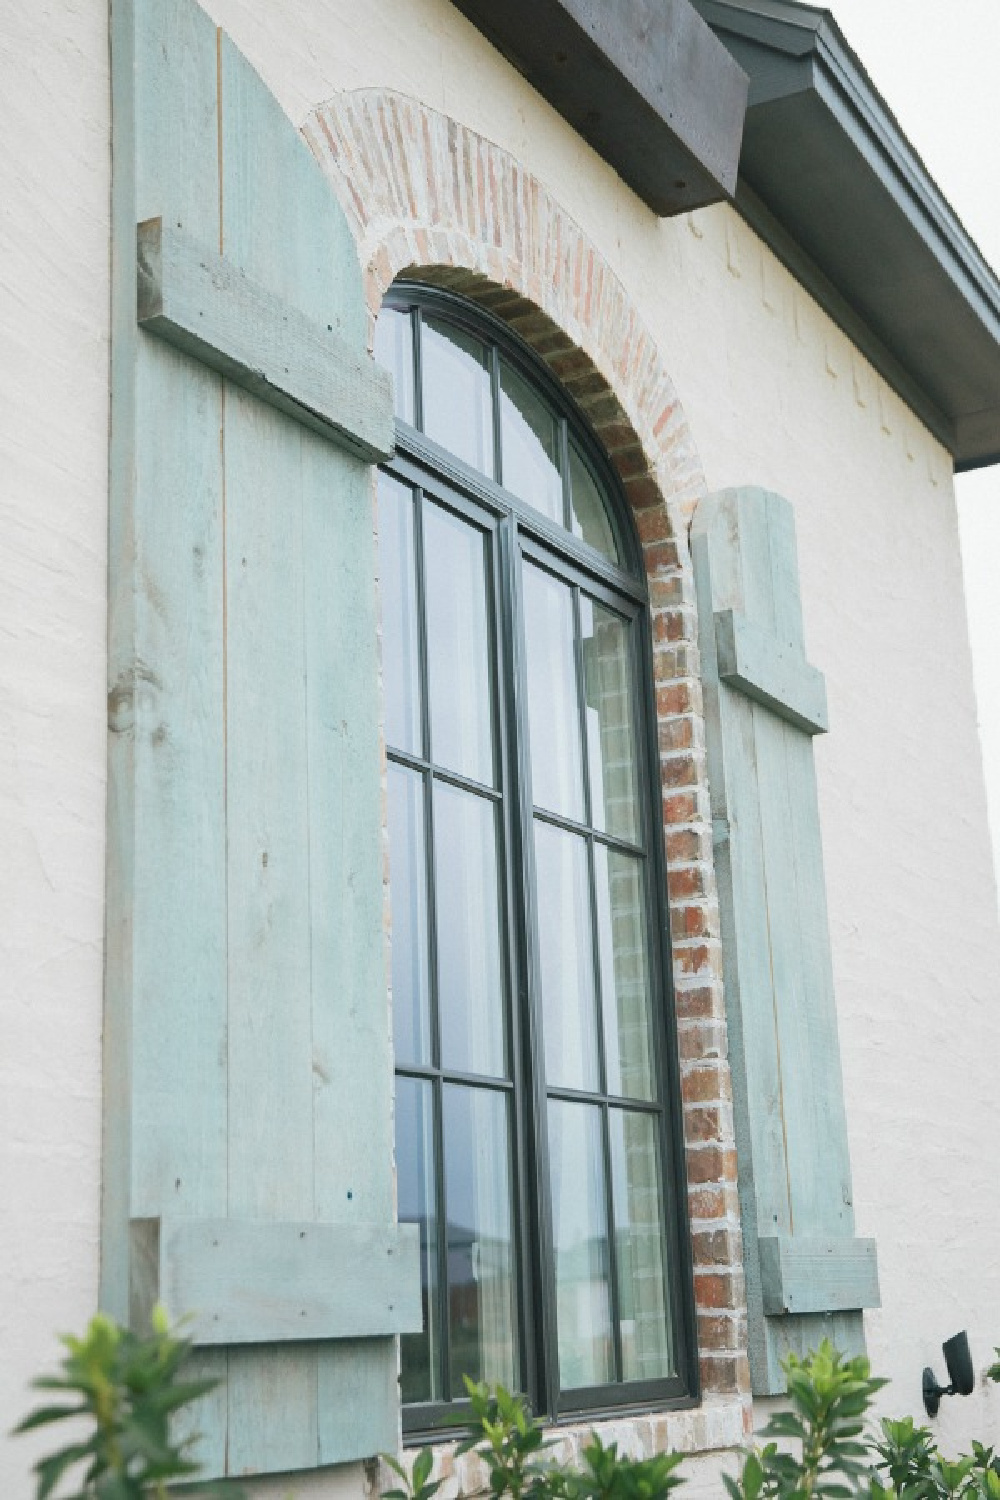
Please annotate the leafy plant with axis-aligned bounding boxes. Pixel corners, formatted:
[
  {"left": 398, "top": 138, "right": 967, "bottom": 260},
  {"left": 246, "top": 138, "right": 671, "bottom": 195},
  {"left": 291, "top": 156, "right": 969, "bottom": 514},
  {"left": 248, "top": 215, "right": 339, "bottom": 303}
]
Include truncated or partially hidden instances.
[
  {"left": 12, "top": 1307, "right": 228, "bottom": 1500},
  {"left": 552, "top": 1435, "right": 686, "bottom": 1500},
  {"left": 726, "top": 1343, "right": 887, "bottom": 1500},
  {"left": 382, "top": 1445, "right": 444, "bottom": 1500},
  {"left": 455, "top": 1378, "right": 555, "bottom": 1500}
]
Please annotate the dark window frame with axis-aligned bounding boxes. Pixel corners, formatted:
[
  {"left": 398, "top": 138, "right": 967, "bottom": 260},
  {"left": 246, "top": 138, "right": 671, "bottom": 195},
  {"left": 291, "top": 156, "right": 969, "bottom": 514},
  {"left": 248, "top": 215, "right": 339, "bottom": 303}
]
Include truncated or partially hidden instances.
[{"left": 379, "top": 284, "right": 699, "bottom": 1438}]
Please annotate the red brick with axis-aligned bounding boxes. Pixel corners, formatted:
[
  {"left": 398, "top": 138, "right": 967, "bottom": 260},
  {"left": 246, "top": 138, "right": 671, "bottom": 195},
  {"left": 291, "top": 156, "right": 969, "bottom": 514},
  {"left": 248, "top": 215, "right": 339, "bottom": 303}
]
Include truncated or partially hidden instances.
[
  {"left": 693, "top": 1270, "right": 742, "bottom": 1310},
  {"left": 636, "top": 506, "right": 672, "bottom": 544},
  {"left": 687, "top": 1183, "right": 727, "bottom": 1221},
  {"left": 692, "top": 1228, "right": 741, "bottom": 1267},
  {"left": 699, "top": 1354, "right": 749, "bottom": 1394},
  {"left": 666, "top": 828, "right": 704, "bottom": 864},
  {"left": 681, "top": 1062, "right": 732, "bottom": 1105},
  {"left": 663, "top": 790, "right": 699, "bottom": 824},
  {"left": 666, "top": 861, "right": 707, "bottom": 898},
  {"left": 684, "top": 1105, "right": 726, "bottom": 1144},
  {"left": 697, "top": 1313, "right": 741, "bottom": 1352},
  {"left": 643, "top": 539, "right": 682, "bottom": 574},
  {"left": 673, "top": 979, "right": 716, "bottom": 1018}
]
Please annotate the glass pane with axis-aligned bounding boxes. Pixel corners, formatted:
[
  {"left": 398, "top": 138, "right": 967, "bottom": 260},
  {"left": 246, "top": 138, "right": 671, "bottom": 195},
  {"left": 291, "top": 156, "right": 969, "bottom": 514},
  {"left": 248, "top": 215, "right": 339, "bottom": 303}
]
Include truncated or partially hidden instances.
[
  {"left": 373, "top": 304, "right": 415, "bottom": 425},
  {"left": 581, "top": 597, "right": 639, "bottom": 842},
  {"left": 388, "top": 764, "right": 431, "bottom": 1068},
  {"left": 397, "top": 1076, "right": 441, "bottom": 1402},
  {"left": 443, "top": 1084, "right": 518, "bottom": 1392},
  {"left": 378, "top": 474, "right": 422, "bottom": 757},
  {"left": 421, "top": 317, "right": 494, "bottom": 477},
  {"left": 434, "top": 783, "right": 506, "bottom": 1078},
  {"left": 548, "top": 1100, "right": 613, "bottom": 1390},
  {"left": 522, "top": 563, "right": 584, "bottom": 822},
  {"left": 610, "top": 1109, "right": 675, "bottom": 1381},
  {"left": 569, "top": 442, "right": 618, "bottom": 563},
  {"left": 534, "top": 821, "right": 600, "bottom": 1092},
  {"left": 499, "top": 358, "right": 562, "bottom": 522},
  {"left": 595, "top": 848, "right": 654, "bottom": 1101},
  {"left": 424, "top": 502, "right": 495, "bottom": 785}
]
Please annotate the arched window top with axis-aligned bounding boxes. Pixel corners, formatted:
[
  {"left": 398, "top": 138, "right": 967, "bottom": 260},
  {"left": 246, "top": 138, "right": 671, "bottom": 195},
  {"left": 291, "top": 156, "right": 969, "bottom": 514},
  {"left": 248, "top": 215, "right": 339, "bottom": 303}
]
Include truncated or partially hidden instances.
[{"left": 375, "top": 286, "right": 629, "bottom": 572}]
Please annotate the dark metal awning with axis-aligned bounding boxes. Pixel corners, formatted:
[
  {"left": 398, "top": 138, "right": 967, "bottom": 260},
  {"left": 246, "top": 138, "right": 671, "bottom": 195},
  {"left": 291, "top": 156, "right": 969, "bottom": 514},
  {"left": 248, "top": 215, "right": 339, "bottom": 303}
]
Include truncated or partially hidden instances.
[
  {"left": 691, "top": 0, "right": 1000, "bottom": 471},
  {"left": 446, "top": 0, "right": 749, "bottom": 216}
]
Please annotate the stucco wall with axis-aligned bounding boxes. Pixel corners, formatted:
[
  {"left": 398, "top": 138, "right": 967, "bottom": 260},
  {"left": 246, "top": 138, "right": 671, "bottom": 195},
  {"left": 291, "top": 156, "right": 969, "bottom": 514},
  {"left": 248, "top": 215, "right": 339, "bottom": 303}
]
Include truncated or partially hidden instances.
[{"left": 3, "top": 0, "right": 1000, "bottom": 1493}]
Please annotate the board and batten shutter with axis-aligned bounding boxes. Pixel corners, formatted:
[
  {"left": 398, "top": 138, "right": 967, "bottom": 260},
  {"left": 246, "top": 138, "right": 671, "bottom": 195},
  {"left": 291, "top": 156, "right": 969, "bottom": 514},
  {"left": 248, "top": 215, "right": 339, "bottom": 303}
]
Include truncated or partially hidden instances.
[
  {"left": 103, "top": 0, "right": 419, "bottom": 1477},
  {"left": 691, "top": 488, "right": 879, "bottom": 1396}
]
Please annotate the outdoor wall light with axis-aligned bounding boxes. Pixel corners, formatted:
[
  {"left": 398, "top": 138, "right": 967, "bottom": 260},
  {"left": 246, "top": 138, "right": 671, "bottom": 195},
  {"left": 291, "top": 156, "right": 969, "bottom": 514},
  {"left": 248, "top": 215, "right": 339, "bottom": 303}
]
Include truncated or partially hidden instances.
[{"left": 923, "top": 1331, "right": 975, "bottom": 1417}]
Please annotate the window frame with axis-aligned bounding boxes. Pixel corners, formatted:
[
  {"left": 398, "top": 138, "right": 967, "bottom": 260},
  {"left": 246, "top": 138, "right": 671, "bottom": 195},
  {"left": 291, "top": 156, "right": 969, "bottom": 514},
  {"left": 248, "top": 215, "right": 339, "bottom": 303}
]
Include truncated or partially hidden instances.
[{"left": 379, "top": 284, "right": 699, "bottom": 1438}]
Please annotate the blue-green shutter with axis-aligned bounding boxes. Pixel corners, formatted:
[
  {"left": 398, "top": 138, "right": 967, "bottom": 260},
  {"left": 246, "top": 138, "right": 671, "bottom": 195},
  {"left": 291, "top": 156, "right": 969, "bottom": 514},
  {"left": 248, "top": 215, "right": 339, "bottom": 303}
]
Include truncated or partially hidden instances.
[
  {"left": 104, "top": 0, "right": 418, "bottom": 1476},
  {"left": 691, "top": 488, "right": 879, "bottom": 1395}
]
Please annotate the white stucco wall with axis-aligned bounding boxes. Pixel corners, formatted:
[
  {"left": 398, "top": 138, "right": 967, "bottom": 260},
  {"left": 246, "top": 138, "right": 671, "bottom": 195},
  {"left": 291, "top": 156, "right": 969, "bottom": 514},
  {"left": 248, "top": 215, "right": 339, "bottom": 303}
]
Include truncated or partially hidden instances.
[
  {"left": 3, "top": 0, "right": 1000, "bottom": 1494},
  {"left": 0, "top": 0, "right": 111, "bottom": 1490}
]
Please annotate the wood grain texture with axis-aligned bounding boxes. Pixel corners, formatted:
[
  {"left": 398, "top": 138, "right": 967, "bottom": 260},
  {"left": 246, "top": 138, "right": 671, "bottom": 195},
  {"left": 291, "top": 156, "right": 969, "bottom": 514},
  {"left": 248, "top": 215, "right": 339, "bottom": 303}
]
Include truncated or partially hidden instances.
[
  {"left": 714, "top": 607, "right": 829, "bottom": 734},
  {"left": 108, "top": 0, "right": 406, "bottom": 1475},
  {"left": 758, "top": 1236, "right": 880, "bottom": 1315},
  {"left": 136, "top": 219, "right": 394, "bottom": 462},
  {"left": 691, "top": 487, "right": 878, "bottom": 1395},
  {"left": 129, "top": 1218, "right": 421, "bottom": 1343}
]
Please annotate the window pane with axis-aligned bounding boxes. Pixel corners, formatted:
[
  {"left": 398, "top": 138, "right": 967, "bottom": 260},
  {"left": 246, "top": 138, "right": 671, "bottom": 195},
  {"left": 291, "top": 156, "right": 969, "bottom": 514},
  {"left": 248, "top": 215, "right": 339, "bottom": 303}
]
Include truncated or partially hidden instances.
[
  {"left": 443, "top": 1084, "right": 519, "bottom": 1392},
  {"left": 595, "top": 848, "right": 654, "bottom": 1101},
  {"left": 421, "top": 317, "right": 494, "bottom": 477},
  {"left": 397, "top": 1076, "right": 441, "bottom": 1403},
  {"left": 424, "top": 502, "right": 495, "bottom": 786},
  {"left": 610, "top": 1109, "right": 675, "bottom": 1381},
  {"left": 434, "top": 784, "right": 506, "bottom": 1078},
  {"left": 522, "top": 563, "right": 584, "bottom": 822},
  {"left": 569, "top": 442, "right": 618, "bottom": 563},
  {"left": 499, "top": 358, "right": 562, "bottom": 522},
  {"left": 534, "top": 821, "right": 600, "bottom": 1092},
  {"left": 548, "top": 1100, "right": 613, "bottom": 1389},
  {"left": 374, "top": 304, "right": 415, "bottom": 425},
  {"left": 388, "top": 764, "right": 431, "bottom": 1068},
  {"left": 378, "top": 473, "right": 422, "bottom": 757},
  {"left": 581, "top": 597, "right": 639, "bottom": 843}
]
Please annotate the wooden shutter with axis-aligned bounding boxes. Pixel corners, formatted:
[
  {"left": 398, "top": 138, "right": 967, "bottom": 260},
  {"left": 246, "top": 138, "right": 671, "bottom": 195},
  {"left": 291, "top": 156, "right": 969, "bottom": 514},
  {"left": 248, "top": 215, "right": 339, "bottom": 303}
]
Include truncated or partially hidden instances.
[
  {"left": 103, "top": 0, "right": 418, "bottom": 1476},
  {"left": 691, "top": 488, "right": 879, "bottom": 1395}
]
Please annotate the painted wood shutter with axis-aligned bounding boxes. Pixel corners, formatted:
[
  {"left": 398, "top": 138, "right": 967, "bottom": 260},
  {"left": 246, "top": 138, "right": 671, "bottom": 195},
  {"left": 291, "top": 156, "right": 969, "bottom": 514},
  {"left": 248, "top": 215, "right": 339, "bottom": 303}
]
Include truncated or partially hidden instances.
[
  {"left": 691, "top": 488, "right": 879, "bottom": 1395},
  {"left": 103, "top": 0, "right": 419, "bottom": 1477}
]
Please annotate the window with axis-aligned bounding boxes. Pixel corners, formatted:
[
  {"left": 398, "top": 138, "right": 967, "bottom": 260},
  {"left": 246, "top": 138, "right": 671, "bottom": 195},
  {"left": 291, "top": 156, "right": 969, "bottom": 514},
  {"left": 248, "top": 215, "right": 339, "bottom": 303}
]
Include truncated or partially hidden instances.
[{"left": 375, "top": 288, "right": 696, "bottom": 1437}]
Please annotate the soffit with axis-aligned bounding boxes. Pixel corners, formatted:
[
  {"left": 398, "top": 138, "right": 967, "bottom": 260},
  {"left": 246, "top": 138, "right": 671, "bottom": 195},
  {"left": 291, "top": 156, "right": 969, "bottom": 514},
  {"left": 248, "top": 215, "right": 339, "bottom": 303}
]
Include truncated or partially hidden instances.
[{"left": 691, "top": 0, "right": 1000, "bottom": 470}]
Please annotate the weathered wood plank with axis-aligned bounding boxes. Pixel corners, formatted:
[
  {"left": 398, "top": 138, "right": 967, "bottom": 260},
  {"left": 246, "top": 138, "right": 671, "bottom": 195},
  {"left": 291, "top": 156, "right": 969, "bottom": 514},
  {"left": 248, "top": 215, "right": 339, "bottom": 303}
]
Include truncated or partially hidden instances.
[
  {"left": 129, "top": 1218, "right": 421, "bottom": 1343},
  {"left": 759, "top": 1236, "right": 880, "bottom": 1315},
  {"left": 715, "top": 608, "right": 829, "bottom": 734},
  {"left": 136, "top": 218, "right": 394, "bottom": 462},
  {"left": 107, "top": 0, "right": 230, "bottom": 1472},
  {"left": 691, "top": 488, "right": 877, "bottom": 1395}
]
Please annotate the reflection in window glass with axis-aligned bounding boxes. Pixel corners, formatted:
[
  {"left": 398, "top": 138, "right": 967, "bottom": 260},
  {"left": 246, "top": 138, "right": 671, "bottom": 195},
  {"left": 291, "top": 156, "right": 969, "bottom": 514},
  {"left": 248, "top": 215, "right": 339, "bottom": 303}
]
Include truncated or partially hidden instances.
[
  {"left": 499, "top": 359, "right": 562, "bottom": 522},
  {"left": 434, "top": 784, "right": 506, "bottom": 1079},
  {"left": 397, "top": 1076, "right": 441, "bottom": 1402},
  {"left": 424, "top": 503, "right": 495, "bottom": 786},
  {"left": 422, "top": 317, "right": 494, "bottom": 477},
  {"left": 522, "top": 564, "right": 584, "bottom": 822},
  {"left": 443, "top": 1084, "right": 518, "bottom": 1390},
  {"left": 570, "top": 442, "right": 618, "bottom": 563},
  {"left": 610, "top": 1109, "right": 674, "bottom": 1381},
  {"left": 594, "top": 847, "right": 654, "bottom": 1101},
  {"left": 388, "top": 764, "right": 431, "bottom": 1068},
  {"left": 378, "top": 474, "right": 422, "bottom": 758},
  {"left": 534, "top": 821, "right": 600, "bottom": 1092},
  {"left": 548, "top": 1100, "right": 613, "bottom": 1390},
  {"left": 581, "top": 597, "right": 639, "bottom": 843},
  {"left": 373, "top": 304, "right": 415, "bottom": 425}
]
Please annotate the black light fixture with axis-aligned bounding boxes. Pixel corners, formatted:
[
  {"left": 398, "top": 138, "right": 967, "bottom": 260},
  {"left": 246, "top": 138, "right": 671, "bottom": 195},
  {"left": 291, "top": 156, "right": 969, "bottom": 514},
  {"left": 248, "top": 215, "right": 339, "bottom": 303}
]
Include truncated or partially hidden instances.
[{"left": 923, "top": 1331, "right": 975, "bottom": 1417}]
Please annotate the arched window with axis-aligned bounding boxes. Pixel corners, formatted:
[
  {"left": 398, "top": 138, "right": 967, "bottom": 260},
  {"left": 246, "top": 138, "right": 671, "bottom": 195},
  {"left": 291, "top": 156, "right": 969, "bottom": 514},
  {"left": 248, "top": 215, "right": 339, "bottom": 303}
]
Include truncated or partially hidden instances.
[{"left": 375, "top": 287, "right": 696, "bottom": 1435}]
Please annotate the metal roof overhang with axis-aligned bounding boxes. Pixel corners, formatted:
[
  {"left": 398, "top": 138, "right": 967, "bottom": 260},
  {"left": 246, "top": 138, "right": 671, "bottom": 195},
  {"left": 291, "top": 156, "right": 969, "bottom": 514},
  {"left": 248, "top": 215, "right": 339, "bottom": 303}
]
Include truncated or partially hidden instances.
[
  {"left": 691, "top": 0, "right": 1000, "bottom": 471},
  {"left": 446, "top": 0, "right": 749, "bottom": 216}
]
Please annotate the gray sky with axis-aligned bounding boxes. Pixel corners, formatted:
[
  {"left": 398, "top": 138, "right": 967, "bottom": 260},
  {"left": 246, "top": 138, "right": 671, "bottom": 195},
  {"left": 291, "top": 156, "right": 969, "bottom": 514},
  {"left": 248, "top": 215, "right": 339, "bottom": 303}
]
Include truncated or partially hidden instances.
[{"left": 822, "top": 0, "right": 1000, "bottom": 883}]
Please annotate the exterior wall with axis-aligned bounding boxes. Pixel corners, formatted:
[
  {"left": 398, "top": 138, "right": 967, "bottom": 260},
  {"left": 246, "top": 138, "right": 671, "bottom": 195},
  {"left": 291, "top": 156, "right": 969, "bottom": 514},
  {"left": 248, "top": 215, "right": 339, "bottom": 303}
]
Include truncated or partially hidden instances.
[
  {"left": 0, "top": 1, "right": 111, "bottom": 1489},
  {"left": 3, "top": 0, "right": 1000, "bottom": 1495}
]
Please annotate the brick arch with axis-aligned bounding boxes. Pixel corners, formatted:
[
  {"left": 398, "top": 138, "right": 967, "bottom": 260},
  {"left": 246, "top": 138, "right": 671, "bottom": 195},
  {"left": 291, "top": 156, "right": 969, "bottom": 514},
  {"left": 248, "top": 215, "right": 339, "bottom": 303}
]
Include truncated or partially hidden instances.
[{"left": 304, "top": 89, "right": 750, "bottom": 1415}]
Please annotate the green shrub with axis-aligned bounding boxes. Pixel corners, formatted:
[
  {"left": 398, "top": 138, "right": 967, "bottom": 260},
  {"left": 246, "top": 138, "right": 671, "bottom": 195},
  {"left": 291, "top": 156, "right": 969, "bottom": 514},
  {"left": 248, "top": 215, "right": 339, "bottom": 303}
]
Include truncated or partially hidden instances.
[{"left": 12, "top": 1308, "right": 233, "bottom": 1500}]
